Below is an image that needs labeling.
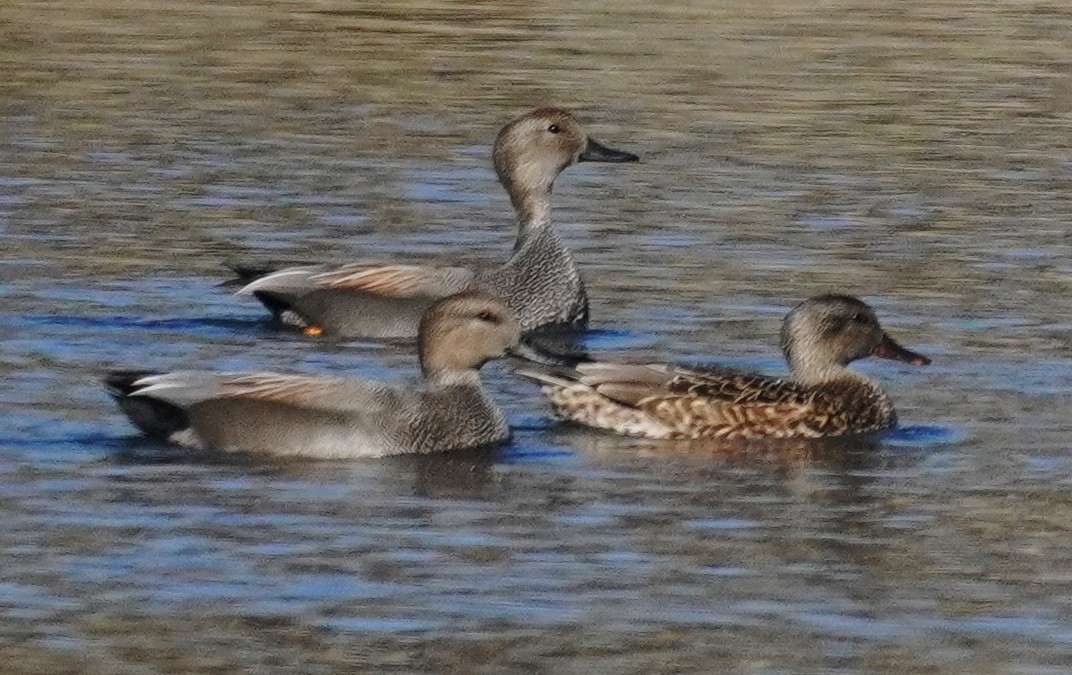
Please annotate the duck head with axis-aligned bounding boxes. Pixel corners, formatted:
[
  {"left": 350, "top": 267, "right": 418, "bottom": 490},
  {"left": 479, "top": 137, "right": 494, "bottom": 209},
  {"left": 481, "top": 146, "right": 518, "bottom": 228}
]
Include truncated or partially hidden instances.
[
  {"left": 780, "top": 294, "right": 930, "bottom": 385},
  {"left": 492, "top": 108, "right": 638, "bottom": 223},
  {"left": 418, "top": 291, "right": 521, "bottom": 381}
]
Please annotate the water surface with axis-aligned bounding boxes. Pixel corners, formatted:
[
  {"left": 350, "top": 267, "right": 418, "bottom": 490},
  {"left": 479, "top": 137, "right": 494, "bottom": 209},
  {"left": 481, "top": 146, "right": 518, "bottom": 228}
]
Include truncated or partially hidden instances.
[{"left": 2, "top": 0, "right": 1071, "bottom": 671}]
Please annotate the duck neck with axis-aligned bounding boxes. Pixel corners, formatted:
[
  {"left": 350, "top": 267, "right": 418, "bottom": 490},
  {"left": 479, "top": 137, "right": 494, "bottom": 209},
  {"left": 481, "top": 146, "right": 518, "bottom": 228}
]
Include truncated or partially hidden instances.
[
  {"left": 483, "top": 162, "right": 585, "bottom": 329},
  {"left": 513, "top": 212, "right": 565, "bottom": 261},
  {"left": 497, "top": 168, "right": 571, "bottom": 270},
  {"left": 499, "top": 166, "right": 555, "bottom": 248},
  {"left": 513, "top": 199, "right": 553, "bottom": 250},
  {"left": 787, "top": 351, "right": 861, "bottom": 389},
  {"left": 420, "top": 340, "right": 484, "bottom": 383},
  {"left": 426, "top": 369, "right": 483, "bottom": 387},
  {"left": 419, "top": 332, "right": 483, "bottom": 384}
]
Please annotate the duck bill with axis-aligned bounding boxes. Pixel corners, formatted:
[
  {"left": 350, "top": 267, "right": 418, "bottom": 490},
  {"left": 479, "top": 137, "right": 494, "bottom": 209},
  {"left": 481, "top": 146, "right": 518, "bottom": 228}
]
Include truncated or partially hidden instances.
[
  {"left": 872, "top": 334, "right": 931, "bottom": 366},
  {"left": 578, "top": 137, "right": 639, "bottom": 163},
  {"left": 506, "top": 338, "right": 589, "bottom": 368}
]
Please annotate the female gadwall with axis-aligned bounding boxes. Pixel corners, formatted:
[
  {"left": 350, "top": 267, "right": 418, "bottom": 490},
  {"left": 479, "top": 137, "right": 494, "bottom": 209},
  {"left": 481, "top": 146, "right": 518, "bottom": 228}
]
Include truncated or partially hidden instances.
[
  {"left": 519, "top": 295, "right": 930, "bottom": 440},
  {"left": 233, "top": 108, "right": 638, "bottom": 338},
  {"left": 105, "top": 292, "right": 520, "bottom": 457}
]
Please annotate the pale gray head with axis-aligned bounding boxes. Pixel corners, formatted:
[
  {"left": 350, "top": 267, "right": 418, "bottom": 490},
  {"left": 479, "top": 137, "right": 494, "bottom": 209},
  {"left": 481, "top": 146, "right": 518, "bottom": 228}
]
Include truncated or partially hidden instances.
[
  {"left": 418, "top": 291, "right": 521, "bottom": 380},
  {"left": 492, "top": 108, "right": 638, "bottom": 224},
  {"left": 779, "top": 294, "right": 930, "bottom": 385}
]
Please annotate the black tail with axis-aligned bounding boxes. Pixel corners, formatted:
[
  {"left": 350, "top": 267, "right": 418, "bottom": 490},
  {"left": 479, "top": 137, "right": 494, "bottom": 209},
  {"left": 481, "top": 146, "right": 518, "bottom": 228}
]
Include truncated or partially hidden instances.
[
  {"left": 251, "top": 290, "right": 299, "bottom": 320},
  {"left": 220, "top": 258, "right": 305, "bottom": 323},
  {"left": 104, "top": 370, "right": 190, "bottom": 440},
  {"left": 221, "top": 256, "right": 317, "bottom": 285},
  {"left": 219, "top": 257, "right": 280, "bottom": 289},
  {"left": 103, "top": 370, "right": 157, "bottom": 398},
  {"left": 227, "top": 265, "right": 270, "bottom": 284}
]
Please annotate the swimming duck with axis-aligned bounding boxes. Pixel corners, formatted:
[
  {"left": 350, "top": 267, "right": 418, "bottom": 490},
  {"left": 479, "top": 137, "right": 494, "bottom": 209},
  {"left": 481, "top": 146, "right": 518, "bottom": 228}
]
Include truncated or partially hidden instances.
[
  {"left": 233, "top": 108, "right": 638, "bottom": 338},
  {"left": 105, "top": 292, "right": 520, "bottom": 457},
  {"left": 518, "top": 295, "right": 930, "bottom": 440}
]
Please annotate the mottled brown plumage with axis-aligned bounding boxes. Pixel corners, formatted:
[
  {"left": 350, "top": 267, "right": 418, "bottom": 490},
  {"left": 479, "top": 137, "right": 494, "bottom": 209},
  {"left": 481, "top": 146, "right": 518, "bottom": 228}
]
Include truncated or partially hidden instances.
[{"left": 520, "top": 295, "right": 930, "bottom": 440}]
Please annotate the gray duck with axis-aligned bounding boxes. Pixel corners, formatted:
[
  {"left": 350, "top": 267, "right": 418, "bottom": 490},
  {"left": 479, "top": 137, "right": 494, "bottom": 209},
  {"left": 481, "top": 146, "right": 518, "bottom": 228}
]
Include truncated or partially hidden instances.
[
  {"left": 106, "top": 292, "right": 520, "bottom": 457},
  {"left": 234, "top": 108, "right": 638, "bottom": 338}
]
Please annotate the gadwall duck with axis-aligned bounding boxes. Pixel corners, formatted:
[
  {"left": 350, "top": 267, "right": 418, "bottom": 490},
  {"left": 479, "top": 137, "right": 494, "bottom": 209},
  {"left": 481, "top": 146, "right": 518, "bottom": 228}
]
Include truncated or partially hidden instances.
[
  {"left": 105, "top": 292, "right": 520, "bottom": 457},
  {"left": 233, "top": 108, "right": 638, "bottom": 338},
  {"left": 519, "top": 295, "right": 930, "bottom": 440}
]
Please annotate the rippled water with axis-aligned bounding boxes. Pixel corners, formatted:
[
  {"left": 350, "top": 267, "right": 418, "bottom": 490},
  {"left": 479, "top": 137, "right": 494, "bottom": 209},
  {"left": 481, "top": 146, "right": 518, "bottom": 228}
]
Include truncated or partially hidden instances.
[{"left": 2, "top": 0, "right": 1072, "bottom": 671}]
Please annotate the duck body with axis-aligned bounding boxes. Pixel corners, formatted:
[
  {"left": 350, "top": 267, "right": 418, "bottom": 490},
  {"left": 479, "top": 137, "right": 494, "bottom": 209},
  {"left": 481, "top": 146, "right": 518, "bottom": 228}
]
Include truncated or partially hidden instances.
[
  {"left": 476, "top": 223, "right": 588, "bottom": 330},
  {"left": 235, "top": 108, "right": 635, "bottom": 338},
  {"left": 106, "top": 292, "right": 519, "bottom": 457},
  {"left": 241, "top": 263, "right": 476, "bottom": 339},
  {"left": 106, "top": 370, "right": 509, "bottom": 457},
  {"left": 532, "top": 362, "right": 898, "bottom": 441},
  {"left": 239, "top": 222, "right": 586, "bottom": 338},
  {"left": 520, "top": 295, "right": 930, "bottom": 441}
]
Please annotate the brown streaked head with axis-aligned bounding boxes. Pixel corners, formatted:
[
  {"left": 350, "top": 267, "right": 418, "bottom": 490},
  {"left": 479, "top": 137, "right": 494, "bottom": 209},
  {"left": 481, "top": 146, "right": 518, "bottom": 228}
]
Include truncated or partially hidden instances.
[{"left": 780, "top": 294, "right": 930, "bottom": 382}]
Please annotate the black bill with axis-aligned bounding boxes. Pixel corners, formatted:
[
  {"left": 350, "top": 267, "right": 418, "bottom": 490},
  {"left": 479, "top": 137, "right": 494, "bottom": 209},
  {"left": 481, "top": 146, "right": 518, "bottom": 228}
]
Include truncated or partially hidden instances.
[{"left": 578, "top": 137, "right": 639, "bottom": 163}]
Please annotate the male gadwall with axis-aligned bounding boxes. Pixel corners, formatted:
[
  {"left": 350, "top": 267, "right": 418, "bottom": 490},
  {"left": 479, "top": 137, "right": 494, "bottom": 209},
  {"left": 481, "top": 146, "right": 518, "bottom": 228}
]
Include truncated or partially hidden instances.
[
  {"left": 233, "top": 108, "right": 638, "bottom": 338},
  {"left": 105, "top": 292, "right": 520, "bottom": 457},
  {"left": 519, "top": 295, "right": 930, "bottom": 440}
]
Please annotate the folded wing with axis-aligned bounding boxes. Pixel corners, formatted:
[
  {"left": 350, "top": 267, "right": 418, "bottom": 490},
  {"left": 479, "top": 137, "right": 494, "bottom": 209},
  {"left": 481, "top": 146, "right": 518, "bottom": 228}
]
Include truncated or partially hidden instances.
[
  {"left": 238, "top": 263, "right": 475, "bottom": 300},
  {"left": 129, "top": 371, "right": 400, "bottom": 413},
  {"left": 522, "top": 361, "right": 824, "bottom": 439}
]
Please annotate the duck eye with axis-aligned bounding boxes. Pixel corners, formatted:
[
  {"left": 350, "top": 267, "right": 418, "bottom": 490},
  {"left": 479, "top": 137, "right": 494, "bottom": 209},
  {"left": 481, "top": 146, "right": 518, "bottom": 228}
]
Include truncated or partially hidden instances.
[
  {"left": 547, "top": 124, "right": 560, "bottom": 134},
  {"left": 851, "top": 313, "right": 868, "bottom": 324},
  {"left": 476, "top": 311, "right": 498, "bottom": 323}
]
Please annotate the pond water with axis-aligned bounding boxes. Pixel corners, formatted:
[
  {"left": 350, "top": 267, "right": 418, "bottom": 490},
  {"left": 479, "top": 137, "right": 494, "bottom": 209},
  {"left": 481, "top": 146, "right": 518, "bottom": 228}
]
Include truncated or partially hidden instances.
[{"left": 2, "top": 0, "right": 1071, "bottom": 671}]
